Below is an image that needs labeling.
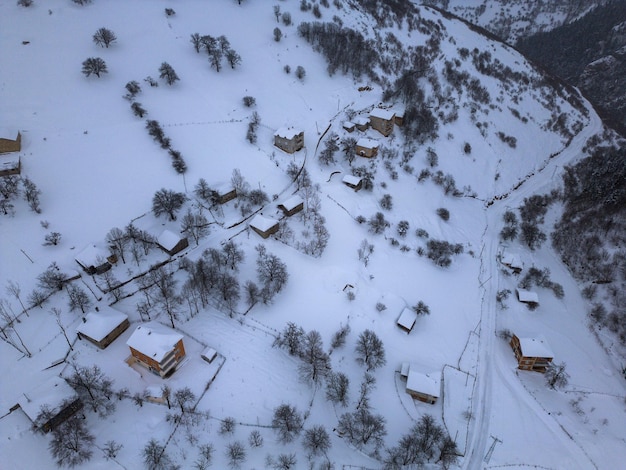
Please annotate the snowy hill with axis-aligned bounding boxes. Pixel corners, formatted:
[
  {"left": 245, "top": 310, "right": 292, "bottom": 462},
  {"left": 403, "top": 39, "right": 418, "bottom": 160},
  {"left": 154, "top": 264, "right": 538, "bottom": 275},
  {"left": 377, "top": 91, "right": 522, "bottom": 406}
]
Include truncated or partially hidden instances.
[{"left": 1, "top": 1, "right": 624, "bottom": 469}]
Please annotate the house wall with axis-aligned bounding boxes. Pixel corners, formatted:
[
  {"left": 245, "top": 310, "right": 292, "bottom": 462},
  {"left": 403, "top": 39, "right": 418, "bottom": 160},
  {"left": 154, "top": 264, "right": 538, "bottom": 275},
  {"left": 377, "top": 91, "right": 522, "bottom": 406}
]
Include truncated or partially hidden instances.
[
  {"left": 355, "top": 144, "right": 378, "bottom": 158},
  {"left": 407, "top": 390, "right": 437, "bottom": 404},
  {"left": 343, "top": 180, "right": 362, "bottom": 191},
  {"left": 0, "top": 133, "right": 21, "bottom": 153},
  {"left": 274, "top": 132, "right": 304, "bottom": 153},
  {"left": 218, "top": 189, "right": 237, "bottom": 204},
  {"left": 279, "top": 202, "right": 304, "bottom": 217},
  {"left": 510, "top": 335, "right": 552, "bottom": 372},
  {"left": 370, "top": 116, "right": 394, "bottom": 136},
  {"left": 251, "top": 224, "right": 279, "bottom": 239},
  {"left": 0, "top": 158, "right": 20, "bottom": 177},
  {"left": 79, "top": 318, "right": 130, "bottom": 349},
  {"left": 129, "top": 338, "right": 186, "bottom": 377}
]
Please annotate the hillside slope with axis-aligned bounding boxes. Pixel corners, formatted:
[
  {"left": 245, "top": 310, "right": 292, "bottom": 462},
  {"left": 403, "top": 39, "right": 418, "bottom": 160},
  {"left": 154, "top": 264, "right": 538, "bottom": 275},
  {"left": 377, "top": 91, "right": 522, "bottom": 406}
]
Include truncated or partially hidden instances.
[{"left": 1, "top": 1, "right": 624, "bottom": 469}]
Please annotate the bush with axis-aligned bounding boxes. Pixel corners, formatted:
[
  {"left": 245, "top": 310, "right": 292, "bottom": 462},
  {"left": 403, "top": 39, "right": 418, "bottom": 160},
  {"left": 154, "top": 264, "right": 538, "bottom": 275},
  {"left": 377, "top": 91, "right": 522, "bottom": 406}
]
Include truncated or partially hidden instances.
[
  {"left": 242, "top": 96, "right": 256, "bottom": 107},
  {"left": 426, "top": 239, "right": 463, "bottom": 267},
  {"left": 436, "top": 208, "right": 450, "bottom": 221}
]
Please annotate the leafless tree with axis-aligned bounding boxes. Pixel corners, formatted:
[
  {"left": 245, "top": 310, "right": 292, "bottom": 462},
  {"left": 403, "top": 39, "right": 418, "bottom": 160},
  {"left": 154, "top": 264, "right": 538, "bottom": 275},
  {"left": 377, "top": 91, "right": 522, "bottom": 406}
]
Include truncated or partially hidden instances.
[
  {"left": 66, "top": 284, "right": 92, "bottom": 314},
  {"left": 0, "top": 299, "right": 32, "bottom": 356},
  {"left": 67, "top": 363, "right": 115, "bottom": 417},
  {"left": 92, "top": 27, "right": 117, "bottom": 48},
  {"left": 355, "top": 330, "right": 386, "bottom": 371},
  {"left": 272, "top": 404, "right": 303, "bottom": 443},
  {"left": 48, "top": 416, "right": 95, "bottom": 468}
]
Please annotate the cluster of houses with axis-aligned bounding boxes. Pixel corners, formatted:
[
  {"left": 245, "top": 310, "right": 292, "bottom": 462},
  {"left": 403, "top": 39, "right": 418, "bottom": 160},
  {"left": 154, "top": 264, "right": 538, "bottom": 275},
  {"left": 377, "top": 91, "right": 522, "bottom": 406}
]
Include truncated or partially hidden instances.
[{"left": 0, "top": 129, "right": 21, "bottom": 177}]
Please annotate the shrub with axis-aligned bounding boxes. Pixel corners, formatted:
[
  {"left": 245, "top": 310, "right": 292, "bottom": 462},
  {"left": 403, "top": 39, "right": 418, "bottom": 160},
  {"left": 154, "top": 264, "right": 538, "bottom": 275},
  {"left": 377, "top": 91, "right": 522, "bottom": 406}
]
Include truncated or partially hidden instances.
[{"left": 436, "top": 208, "right": 450, "bottom": 221}]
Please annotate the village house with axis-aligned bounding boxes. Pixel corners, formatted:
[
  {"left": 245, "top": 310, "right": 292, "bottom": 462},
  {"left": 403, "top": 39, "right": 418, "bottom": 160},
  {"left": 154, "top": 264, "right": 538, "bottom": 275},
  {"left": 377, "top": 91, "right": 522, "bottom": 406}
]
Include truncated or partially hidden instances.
[
  {"left": 516, "top": 288, "right": 539, "bottom": 305},
  {"left": 353, "top": 116, "right": 370, "bottom": 132},
  {"left": 355, "top": 138, "right": 379, "bottom": 158},
  {"left": 274, "top": 127, "right": 304, "bottom": 153},
  {"left": 500, "top": 250, "right": 523, "bottom": 274},
  {"left": 400, "top": 363, "right": 441, "bottom": 404},
  {"left": 126, "top": 322, "right": 186, "bottom": 378},
  {"left": 342, "top": 174, "right": 363, "bottom": 191},
  {"left": 0, "top": 154, "right": 20, "bottom": 177},
  {"left": 278, "top": 195, "right": 304, "bottom": 217},
  {"left": 393, "top": 108, "right": 405, "bottom": 126},
  {"left": 396, "top": 307, "right": 418, "bottom": 334},
  {"left": 510, "top": 333, "right": 554, "bottom": 372},
  {"left": 16, "top": 376, "right": 83, "bottom": 433},
  {"left": 157, "top": 229, "right": 189, "bottom": 256},
  {"left": 213, "top": 183, "right": 237, "bottom": 204},
  {"left": 369, "top": 108, "right": 396, "bottom": 137},
  {"left": 76, "top": 308, "right": 130, "bottom": 349},
  {"left": 75, "top": 244, "right": 116, "bottom": 275},
  {"left": 0, "top": 129, "right": 21, "bottom": 154},
  {"left": 342, "top": 121, "right": 355, "bottom": 133},
  {"left": 249, "top": 213, "right": 279, "bottom": 239}
]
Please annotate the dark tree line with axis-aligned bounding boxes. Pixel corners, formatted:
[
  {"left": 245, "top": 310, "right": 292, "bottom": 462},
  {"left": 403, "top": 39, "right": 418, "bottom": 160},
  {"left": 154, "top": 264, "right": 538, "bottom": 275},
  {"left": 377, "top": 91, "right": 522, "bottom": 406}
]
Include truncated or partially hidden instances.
[
  {"left": 190, "top": 33, "right": 241, "bottom": 71},
  {"left": 0, "top": 176, "right": 41, "bottom": 216}
]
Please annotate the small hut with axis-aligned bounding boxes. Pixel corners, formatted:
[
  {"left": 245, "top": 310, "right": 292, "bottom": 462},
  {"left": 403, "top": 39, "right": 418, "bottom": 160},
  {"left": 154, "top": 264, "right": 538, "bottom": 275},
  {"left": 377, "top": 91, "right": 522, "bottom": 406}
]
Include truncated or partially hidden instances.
[
  {"left": 75, "top": 244, "right": 116, "bottom": 275},
  {"left": 157, "top": 230, "right": 189, "bottom": 256},
  {"left": 249, "top": 214, "right": 279, "bottom": 239},
  {"left": 397, "top": 307, "right": 418, "bottom": 334},
  {"left": 278, "top": 195, "right": 304, "bottom": 217},
  {"left": 342, "top": 174, "right": 363, "bottom": 191},
  {"left": 516, "top": 288, "right": 539, "bottom": 305},
  {"left": 355, "top": 138, "right": 379, "bottom": 158},
  {"left": 77, "top": 308, "right": 130, "bottom": 349},
  {"left": 401, "top": 365, "right": 441, "bottom": 404}
]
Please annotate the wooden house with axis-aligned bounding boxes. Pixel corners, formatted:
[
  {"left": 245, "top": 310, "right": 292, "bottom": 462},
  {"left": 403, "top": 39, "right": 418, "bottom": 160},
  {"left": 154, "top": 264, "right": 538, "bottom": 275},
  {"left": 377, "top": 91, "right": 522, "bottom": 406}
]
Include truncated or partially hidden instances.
[
  {"left": 401, "top": 364, "right": 440, "bottom": 404},
  {"left": 76, "top": 308, "right": 130, "bottom": 349},
  {"left": 342, "top": 174, "right": 363, "bottom": 191},
  {"left": 157, "top": 229, "right": 189, "bottom": 256},
  {"left": 516, "top": 288, "right": 539, "bottom": 305},
  {"left": 355, "top": 138, "right": 379, "bottom": 158},
  {"left": 500, "top": 250, "right": 523, "bottom": 274},
  {"left": 214, "top": 183, "right": 237, "bottom": 204},
  {"left": 342, "top": 121, "right": 356, "bottom": 133},
  {"left": 510, "top": 334, "right": 554, "bottom": 372},
  {"left": 278, "top": 195, "right": 304, "bottom": 217},
  {"left": 393, "top": 108, "right": 405, "bottom": 126},
  {"left": 274, "top": 128, "right": 304, "bottom": 154},
  {"left": 369, "top": 108, "right": 396, "bottom": 137},
  {"left": 17, "top": 376, "right": 83, "bottom": 433},
  {"left": 353, "top": 116, "right": 370, "bottom": 131},
  {"left": 249, "top": 214, "right": 279, "bottom": 239},
  {"left": 75, "top": 244, "right": 116, "bottom": 275},
  {"left": 0, "top": 155, "right": 20, "bottom": 177},
  {"left": 126, "top": 322, "right": 186, "bottom": 378},
  {"left": 0, "top": 129, "right": 21, "bottom": 154},
  {"left": 397, "top": 307, "right": 418, "bottom": 334}
]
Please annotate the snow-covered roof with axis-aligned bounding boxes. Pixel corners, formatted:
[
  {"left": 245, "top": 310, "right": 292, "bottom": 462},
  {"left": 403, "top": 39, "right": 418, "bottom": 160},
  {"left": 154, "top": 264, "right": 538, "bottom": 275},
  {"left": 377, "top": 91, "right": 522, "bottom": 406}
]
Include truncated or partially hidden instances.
[
  {"left": 343, "top": 174, "right": 362, "bottom": 186},
  {"left": 157, "top": 229, "right": 183, "bottom": 251},
  {"left": 356, "top": 138, "right": 379, "bottom": 149},
  {"left": 501, "top": 251, "right": 523, "bottom": 269},
  {"left": 75, "top": 244, "right": 109, "bottom": 268},
  {"left": 249, "top": 214, "right": 278, "bottom": 232},
  {"left": 0, "top": 155, "right": 20, "bottom": 169},
  {"left": 353, "top": 116, "right": 369, "bottom": 126},
  {"left": 397, "top": 307, "right": 418, "bottom": 331},
  {"left": 145, "top": 385, "right": 163, "bottom": 399},
  {"left": 126, "top": 322, "right": 184, "bottom": 363},
  {"left": 76, "top": 309, "right": 128, "bottom": 342},
  {"left": 342, "top": 121, "right": 355, "bottom": 129},
  {"left": 406, "top": 367, "right": 440, "bottom": 398},
  {"left": 279, "top": 195, "right": 304, "bottom": 211},
  {"left": 370, "top": 108, "right": 395, "bottom": 120},
  {"left": 201, "top": 347, "right": 217, "bottom": 362},
  {"left": 213, "top": 182, "right": 235, "bottom": 195},
  {"left": 518, "top": 335, "right": 554, "bottom": 358},
  {"left": 0, "top": 128, "right": 19, "bottom": 140},
  {"left": 18, "top": 376, "right": 78, "bottom": 424},
  {"left": 516, "top": 288, "right": 539, "bottom": 303},
  {"left": 391, "top": 107, "right": 405, "bottom": 118},
  {"left": 274, "top": 127, "right": 302, "bottom": 139}
]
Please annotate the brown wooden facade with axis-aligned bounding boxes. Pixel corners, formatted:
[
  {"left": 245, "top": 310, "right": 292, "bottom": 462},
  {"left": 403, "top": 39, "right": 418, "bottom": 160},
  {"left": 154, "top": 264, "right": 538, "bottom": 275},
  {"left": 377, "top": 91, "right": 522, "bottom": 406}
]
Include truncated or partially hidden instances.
[
  {"left": 510, "top": 334, "right": 553, "bottom": 372},
  {"left": 129, "top": 338, "right": 186, "bottom": 378},
  {"left": 0, "top": 131, "right": 21, "bottom": 154}
]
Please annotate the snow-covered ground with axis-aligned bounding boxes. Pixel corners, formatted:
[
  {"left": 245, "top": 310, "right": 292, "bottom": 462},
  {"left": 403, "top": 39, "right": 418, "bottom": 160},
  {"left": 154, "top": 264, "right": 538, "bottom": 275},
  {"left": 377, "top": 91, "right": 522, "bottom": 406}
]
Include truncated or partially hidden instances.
[{"left": 1, "top": 1, "right": 624, "bottom": 469}]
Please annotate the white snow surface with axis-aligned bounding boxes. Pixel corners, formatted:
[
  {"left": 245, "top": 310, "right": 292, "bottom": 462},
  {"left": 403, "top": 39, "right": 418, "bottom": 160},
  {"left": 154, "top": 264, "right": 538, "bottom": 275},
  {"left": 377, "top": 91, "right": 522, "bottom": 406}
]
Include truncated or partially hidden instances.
[
  {"left": 518, "top": 335, "right": 555, "bottom": 359},
  {"left": 406, "top": 367, "right": 441, "bottom": 399},
  {"left": 0, "top": 1, "right": 625, "bottom": 469},
  {"left": 156, "top": 229, "right": 183, "bottom": 251}
]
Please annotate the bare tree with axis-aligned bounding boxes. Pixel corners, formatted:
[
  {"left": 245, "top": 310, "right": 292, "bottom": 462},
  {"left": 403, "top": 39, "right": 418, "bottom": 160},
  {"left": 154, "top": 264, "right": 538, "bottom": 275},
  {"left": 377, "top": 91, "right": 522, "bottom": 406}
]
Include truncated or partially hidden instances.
[
  {"left": 103, "top": 440, "right": 123, "bottom": 460},
  {"left": 194, "top": 443, "right": 214, "bottom": 470},
  {"left": 66, "top": 284, "right": 92, "bottom": 314},
  {"left": 101, "top": 272, "right": 126, "bottom": 302},
  {"left": 325, "top": 371, "right": 349, "bottom": 407},
  {"left": 81, "top": 57, "right": 107, "bottom": 78},
  {"left": 337, "top": 407, "right": 386, "bottom": 450},
  {"left": 48, "top": 416, "right": 95, "bottom": 468},
  {"left": 142, "top": 438, "right": 172, "bottom": 470},
  {"left": 147, "top": 267, "right": 181, "bottom": 328},
  {"left": 355, "top": 330, "right": 386, "bottom": 371},
  {"left": 303, "top": 425, "right": 331, "bottom": 458},
  {"left": 272, "top": 404, "right": 303, "bottom": 443},
  {"left": 43, "top": 231, "right": 62, "bottom": 246},
  {"left": 225, "top": 441, "right": 246, "bottom": 469},
  {"left": 159, "top": 62, "right": 180, "bottom": 86},
  {"left": 545, "top": 362, "right": 569, "bottom": 389},
  {"left": 152, "top": 188, "right": 187, "bottom": 221},
  {"left": 0, "top": 298, "right": 32, "bottom": 356},
  {"left": 256, "top": 244, "right": 288, "bottom": 303},
  {"left": 298, "top": 330, "right": 330, "bottom": 386},
  {"left": 22, "top": 177, "right": 42, "bottom": 213},
  {"left": 6, "top": 281, "right": 29, "bottom": 317},
  {"left": 37, "top": 262, "right": 67, "bottom": 292},
  {"left": 181, "top": 208, "right": 210, "bottom": 246},
  {"left": 93, "top": 27, "right": 117, "bottom": 48},
  {"left": 274, "top": 322, "right": 305, "bottom": 356},
  {"left": 248, "top": 430, "right": 263, "bottom": 448},
  {"left": 53, "top": 307, "right": 74, "bottom": 351},
  {"left": 66, "top": 363, "right": 115, "bottom": 417},
  {"left": 106, "top": 227, "right": 129, "bottom": 264},
  {"left": 174, "top": 386, "right": 196, "bottom": 414}
]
